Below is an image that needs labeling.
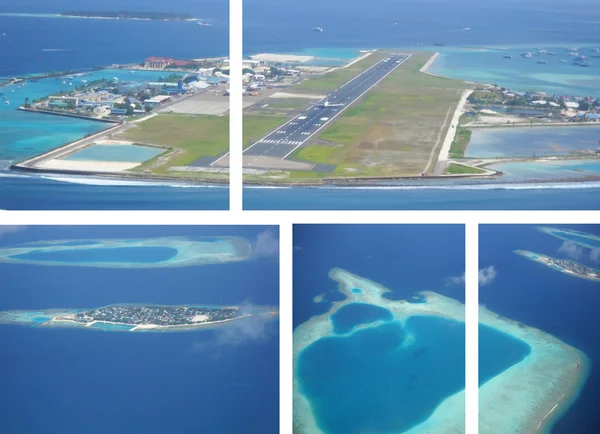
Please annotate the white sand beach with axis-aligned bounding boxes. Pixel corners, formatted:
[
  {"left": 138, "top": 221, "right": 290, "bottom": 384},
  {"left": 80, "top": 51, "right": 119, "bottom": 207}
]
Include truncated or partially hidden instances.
[
  {"left": 250, "top": 53, "right": 315, "bottom": 63},
  {"left": 35, "top": 159, "right": 141, "bottom": 172}
]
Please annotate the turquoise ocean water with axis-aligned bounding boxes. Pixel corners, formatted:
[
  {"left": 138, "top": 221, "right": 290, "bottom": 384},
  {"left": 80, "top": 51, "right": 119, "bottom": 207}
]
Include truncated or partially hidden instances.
[
  {"left": 466, "top": 126, "right": 600, "bottom": 158},
  {"left": 9, "top": 246, "right": 179, "bottom": 263},
  {"left": 64, "top": 144, "right": 164, "bottom": 162}
]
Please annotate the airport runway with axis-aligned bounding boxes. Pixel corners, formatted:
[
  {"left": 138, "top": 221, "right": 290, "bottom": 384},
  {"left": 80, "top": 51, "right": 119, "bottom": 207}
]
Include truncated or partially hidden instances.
[{"left": 243, "top": 53, "right": 410, "bottom": 162}]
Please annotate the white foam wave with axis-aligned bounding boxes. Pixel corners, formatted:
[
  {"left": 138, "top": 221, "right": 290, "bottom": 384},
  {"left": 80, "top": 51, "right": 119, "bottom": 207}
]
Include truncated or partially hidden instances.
[
  {"left": 245, "top": 182, "right": 600, "bottom": 191},
  {"left": 41, "top": 48, "right": 71, "bottom": 52},
  {"left": 39, "top": 175, "right": 223, "bottom": 189}
]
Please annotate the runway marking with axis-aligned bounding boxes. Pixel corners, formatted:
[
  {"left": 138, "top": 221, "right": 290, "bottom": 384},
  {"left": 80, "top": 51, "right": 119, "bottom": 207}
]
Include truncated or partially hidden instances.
[
  {"left": 281, "top": 54, "right": 412, "bottom": 160},
  {"left": 228, "top": 54, "right": 411, "bottom": 164}
]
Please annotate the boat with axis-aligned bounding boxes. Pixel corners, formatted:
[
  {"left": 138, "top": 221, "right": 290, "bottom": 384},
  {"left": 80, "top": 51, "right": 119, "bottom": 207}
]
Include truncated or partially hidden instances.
[
  {"left": 547, "top": 52, "right": 558, "bottom": 55},
  {"left": 313, "top": 27, "right": 323, "bottom": 32},
  {"left": 502, "top": 55, "right": 513, "bottom": 59},
  {"left": 521, "top": 52, "right": 533, "bottom": 58},
  {"left": 538, "top": 49, "right": 548, "bottom": 54},
  {"left": 197, "top": 22, "right": 212, "bottom": 26},
  {"left": 4, "top": 101, "right": 9, "bottom": 105}
]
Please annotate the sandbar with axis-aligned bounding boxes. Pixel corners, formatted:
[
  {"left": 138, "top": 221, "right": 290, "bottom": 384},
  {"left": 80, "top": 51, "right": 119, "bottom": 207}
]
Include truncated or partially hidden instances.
[
  {"left": 536, "top": 226, "right": 600, "bottom": 250},
  {"left": 249, "top": 53, "right": 315, "bottom": 63},
  {"left": 0, "top": 236, "right": 252, "bottom": 268}
]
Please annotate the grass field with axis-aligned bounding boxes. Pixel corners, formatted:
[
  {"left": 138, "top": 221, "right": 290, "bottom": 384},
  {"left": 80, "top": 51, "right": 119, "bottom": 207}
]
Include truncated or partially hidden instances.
[
  {"left": 445, "top": 163, "right": 486, "bottom": 175},
  {"left": 287, "top": 52, "right": 471, "bottom": 179},
  {"left": 449, "top": 126, "right": 472, "bottom": 158},
  {"left": 121, "top": 114, "right": 228, "bottom": 176},
  {"left": 243, "top": 115, "right": 288, "bottom": 148}
]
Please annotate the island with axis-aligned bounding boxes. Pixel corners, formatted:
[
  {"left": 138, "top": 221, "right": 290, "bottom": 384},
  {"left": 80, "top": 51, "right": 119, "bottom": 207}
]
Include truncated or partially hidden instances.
[
  {"left": 537, "top": 226, "right": 600, "bottom": 250},
  {"left": 0, "top": 304, "right": 279, "bottom": 332},
  {"left": 294, "top": 268, "right": 589, "bottom": 434},
  {"left": 60, "top": 11, "right": 195, "bottom": 21},
  {"left": 0, "top": 236, "right": 252, "bottom": 268},
  {"left": 515, "top": 250, "right": 600, "bottom": 281}
]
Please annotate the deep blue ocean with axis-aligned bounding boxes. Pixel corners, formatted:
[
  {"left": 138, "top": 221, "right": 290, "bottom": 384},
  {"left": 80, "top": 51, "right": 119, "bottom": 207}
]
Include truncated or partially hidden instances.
[
  {"left": 480, "top": 224, "right": 600, "bottom": 434},
  {"left": 0, "top": 226, "right": 279, "bottom": 434},
  {"left": 293, "top": 225, "right": 466, "bottom": 328}
]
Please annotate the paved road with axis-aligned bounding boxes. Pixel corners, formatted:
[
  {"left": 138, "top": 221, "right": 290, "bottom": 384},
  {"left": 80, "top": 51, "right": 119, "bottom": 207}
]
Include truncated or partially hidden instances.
[{"left": 243, "top": 53, "right": 410, "bottom": 162}]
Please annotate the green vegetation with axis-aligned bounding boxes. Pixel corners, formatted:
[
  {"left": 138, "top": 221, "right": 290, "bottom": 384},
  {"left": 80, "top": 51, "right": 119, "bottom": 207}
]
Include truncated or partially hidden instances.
[
  {"left": 445, "top": 163, "right": 485, "bottom": 175},
  {"left": 123, "top": 114, "right": 228, "bottom": 174},
  {"left": 288, "top": 52, "right": 471, "bottom": 179},
  {"left": 294, "top": 146, "right": 339, "bottom": 163},
  {"left": 449, "top": 126, "right": 472, "bottom": 158}
]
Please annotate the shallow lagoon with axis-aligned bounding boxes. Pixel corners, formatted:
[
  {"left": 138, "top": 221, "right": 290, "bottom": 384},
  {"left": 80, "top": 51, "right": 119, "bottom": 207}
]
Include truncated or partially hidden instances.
[
  {"left": 0, "top": 236, "right": 251, "bottom": 268},
  {"left": 429, "top": 45, "right": 600, "bottom": 97},
  {"left": 298, "top": 305, "right": 532, "bottom": 434},
  {"left": 297, "top": 315, "right": 466, "bottom": 434},
  {"left": 9, "top": 246, "right": 179, "bottom": 263},
  {"left": 466, "top": 126, "right": 600, "bottom": 158},
  {"left": 487, "top": 159, "right": 600, "bottom": 181}
]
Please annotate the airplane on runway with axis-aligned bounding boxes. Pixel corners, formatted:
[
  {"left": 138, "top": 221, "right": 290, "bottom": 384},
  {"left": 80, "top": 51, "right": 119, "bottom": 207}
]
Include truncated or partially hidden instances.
[{"left": 312, "top": 97, "right": 344, "bottom": 108}]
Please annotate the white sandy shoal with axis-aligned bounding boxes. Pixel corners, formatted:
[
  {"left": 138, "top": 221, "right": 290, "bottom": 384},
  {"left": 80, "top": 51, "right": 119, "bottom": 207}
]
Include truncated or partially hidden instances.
[
  {"left": 343, "top": 52, "right": 372, "bottom": 68},
  {"left": 35, "top": 159, "right": 140, "bottom": 172},
  {"left": 93, "top": 139, "right": 134, "bottom": 146},
  {"left": 250, "top": 53, "right": 315, "bottom": 63},
  {"left": 270, "top": 92, "right": 326, "bottom": 100},
  {"left": 293, "top": 268, "right": 466, "bottom": 434},
  {"left": 479, "top": 307, "right": 589, "bottom": 434},
  {"left": 437, "top": 89, "right": 474, "bottom": 162}
]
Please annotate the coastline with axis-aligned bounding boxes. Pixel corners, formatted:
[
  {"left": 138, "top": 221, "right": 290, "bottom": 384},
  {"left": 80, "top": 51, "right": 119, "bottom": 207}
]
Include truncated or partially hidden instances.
[
  {"left": 478, "top": 305, "right": 590, "bottom": 434},
  {"left": 514, "top": 250, "right": 600, "bottom": 282}
]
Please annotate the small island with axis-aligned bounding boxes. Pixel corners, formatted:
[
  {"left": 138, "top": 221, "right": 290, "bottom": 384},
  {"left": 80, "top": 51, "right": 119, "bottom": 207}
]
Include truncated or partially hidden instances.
[
  {"left": 60, "top": 11, "right": 195, "bottom": 21},
  {"left": 515, "top": 250, "right": 600, "bottom": 281},
  {"left": 0, "top": 304, "right": 279, "bottom": 332}
]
